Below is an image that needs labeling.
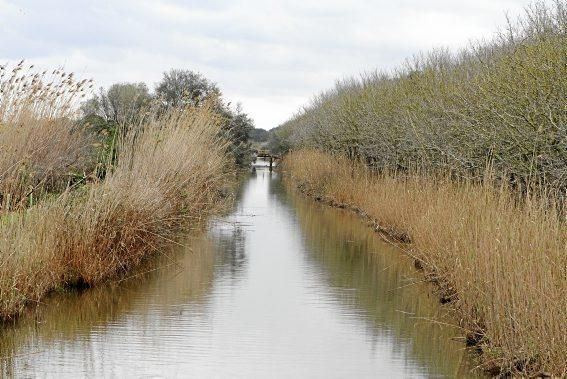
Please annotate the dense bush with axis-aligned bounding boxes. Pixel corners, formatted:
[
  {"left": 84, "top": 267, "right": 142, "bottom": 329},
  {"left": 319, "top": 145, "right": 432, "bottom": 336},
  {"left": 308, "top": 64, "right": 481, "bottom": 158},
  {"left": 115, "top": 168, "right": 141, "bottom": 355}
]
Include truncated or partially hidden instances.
[{"left": 280, "top": 1, "right": 566, "bottom": 192}]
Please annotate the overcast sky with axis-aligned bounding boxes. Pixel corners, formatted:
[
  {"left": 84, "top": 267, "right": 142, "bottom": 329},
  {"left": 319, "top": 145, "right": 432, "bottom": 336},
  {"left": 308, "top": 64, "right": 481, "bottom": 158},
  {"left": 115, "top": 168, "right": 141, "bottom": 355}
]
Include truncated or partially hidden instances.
[{"left": 0, "top": 0, "right": 540, "bottom": 129}]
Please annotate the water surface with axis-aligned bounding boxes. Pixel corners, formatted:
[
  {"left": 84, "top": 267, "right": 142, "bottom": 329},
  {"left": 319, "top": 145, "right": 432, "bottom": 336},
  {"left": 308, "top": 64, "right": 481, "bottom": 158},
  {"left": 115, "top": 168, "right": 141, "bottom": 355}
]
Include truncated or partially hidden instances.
[{"left": 0, "top": 167, "right": 479, "bottom": 378}]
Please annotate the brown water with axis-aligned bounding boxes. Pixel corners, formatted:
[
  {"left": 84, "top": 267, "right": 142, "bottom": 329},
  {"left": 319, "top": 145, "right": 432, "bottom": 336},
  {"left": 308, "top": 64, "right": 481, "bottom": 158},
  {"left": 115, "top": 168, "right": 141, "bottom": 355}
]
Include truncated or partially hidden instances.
[{"left": 0, "top": 167, "right": 480, "bottom": 378}]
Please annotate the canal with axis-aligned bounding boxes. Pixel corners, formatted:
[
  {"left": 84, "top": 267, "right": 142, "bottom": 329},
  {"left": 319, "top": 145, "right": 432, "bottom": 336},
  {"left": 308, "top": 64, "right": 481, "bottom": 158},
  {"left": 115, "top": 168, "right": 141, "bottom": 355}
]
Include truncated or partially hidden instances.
[{"left": 0, "top": 167, "right": 478, "bottom": 378}]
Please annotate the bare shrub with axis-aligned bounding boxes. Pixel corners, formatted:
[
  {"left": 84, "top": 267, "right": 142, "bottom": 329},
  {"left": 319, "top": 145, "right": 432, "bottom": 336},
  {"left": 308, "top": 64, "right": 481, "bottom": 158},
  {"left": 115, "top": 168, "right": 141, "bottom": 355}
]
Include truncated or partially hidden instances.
[{"left": 280, "top": 1, "right": 567, "bottom": 193}]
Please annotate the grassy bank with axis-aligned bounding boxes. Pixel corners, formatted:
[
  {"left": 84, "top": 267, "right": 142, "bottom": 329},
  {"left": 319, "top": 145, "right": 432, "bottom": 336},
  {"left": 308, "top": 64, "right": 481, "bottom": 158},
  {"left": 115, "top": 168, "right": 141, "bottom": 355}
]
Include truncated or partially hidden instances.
[
  {"left": 0, "top": 64, "right": 231, "bottom": 320},
  {"left": 283, "top": 150, "right": 566, "bottom": 377}
]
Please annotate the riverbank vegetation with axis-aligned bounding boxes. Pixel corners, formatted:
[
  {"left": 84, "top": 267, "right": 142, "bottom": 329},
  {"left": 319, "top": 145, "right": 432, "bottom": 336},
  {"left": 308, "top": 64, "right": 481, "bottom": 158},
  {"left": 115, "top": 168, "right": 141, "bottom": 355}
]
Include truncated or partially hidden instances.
[
  {"left": 280, "top": 1, "right": 566, "bottom": 377},
  {"left": 278, "top": 2, "right": 566, "bottom": 192},
  {"left": 0, "top": 62, "right": 233, "bottom": 321},
  {"left": 283, "top": 150, "right": 566, "bottom": 376}
]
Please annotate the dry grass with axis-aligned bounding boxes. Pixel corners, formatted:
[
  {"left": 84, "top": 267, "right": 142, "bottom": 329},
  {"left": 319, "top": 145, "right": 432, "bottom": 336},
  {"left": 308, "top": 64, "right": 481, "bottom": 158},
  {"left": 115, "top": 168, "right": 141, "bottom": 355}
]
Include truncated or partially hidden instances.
[
  {"left": 283, "top": 149, "right": 567, "bottom": 377},
  {"left": 0, "top": 61, "right": 96, "bottom": 212},
  {"left": 0, "top": 104, "right": 231, "bottom": 320}
]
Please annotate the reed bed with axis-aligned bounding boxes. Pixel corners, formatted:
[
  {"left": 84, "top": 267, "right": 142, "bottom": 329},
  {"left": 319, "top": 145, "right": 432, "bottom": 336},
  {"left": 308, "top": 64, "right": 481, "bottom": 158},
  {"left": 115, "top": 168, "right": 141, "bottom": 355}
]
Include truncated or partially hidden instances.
[
  {"left": 0, "top": 94, "right": 230, "bottom": 320},
  {"left": 0, "top": 61, "right": 96, "bottom": 213},
  {"left": 283, "top": 149, "right": 567, "bottom": 377}
]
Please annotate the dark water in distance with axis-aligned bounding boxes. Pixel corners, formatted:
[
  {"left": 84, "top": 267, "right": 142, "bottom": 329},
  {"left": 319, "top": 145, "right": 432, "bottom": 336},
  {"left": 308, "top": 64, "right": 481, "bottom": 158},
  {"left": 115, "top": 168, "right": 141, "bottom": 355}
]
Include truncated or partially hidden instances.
[{"left": 0, "top": 167, "right": 480, "bottom": 378}]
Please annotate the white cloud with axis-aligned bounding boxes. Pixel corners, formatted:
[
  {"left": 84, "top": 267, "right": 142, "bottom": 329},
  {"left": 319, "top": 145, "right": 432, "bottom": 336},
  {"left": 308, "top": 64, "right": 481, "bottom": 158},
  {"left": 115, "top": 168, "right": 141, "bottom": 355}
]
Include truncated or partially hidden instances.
[{"left": 0, "top": 0, "right": 541, "bottom": 129}]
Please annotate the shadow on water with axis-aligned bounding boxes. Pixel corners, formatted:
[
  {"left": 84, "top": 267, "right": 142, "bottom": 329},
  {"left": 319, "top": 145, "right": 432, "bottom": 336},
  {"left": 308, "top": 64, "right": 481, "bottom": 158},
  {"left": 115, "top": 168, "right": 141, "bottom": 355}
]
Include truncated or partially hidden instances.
[{"left": 0, "top": 167, "right": 481, "bottom": 378}]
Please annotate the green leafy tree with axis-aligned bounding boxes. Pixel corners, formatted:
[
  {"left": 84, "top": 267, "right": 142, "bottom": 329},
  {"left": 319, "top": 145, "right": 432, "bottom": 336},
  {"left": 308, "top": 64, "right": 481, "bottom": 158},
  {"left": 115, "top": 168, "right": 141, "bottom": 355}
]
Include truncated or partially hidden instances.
[
  {"left": 249, "top": 128, "right": 270, "bottom": 143},
  {"left": 221, "top": 104, "right": 254, "bottom": 167},
  {"left": 155, "top": 69, "right": 220, "bottom": 108},
  {"left": 156, "top": 69, "right": 254, "bottom": 167}
]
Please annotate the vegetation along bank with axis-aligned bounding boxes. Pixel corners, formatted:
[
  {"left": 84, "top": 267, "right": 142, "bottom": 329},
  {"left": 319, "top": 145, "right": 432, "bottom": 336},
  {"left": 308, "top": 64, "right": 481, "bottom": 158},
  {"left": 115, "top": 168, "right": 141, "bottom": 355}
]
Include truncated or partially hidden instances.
[
  {"left": 280, "top": 2, "right": 566, "bottom": 377},
  {"left": 0, "top": 62, "right": 250, "bottom": 321}
]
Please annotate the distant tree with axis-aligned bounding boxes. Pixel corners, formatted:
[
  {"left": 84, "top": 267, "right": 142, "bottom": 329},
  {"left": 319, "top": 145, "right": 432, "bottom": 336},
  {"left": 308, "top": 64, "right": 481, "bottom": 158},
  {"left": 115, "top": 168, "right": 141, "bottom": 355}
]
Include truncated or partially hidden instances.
[
  {"left": 155, "top": 69, "right": 220, "bottom": 108},
  {"left": 267, "top": 127, "right": 292, "bottom": 155},
  {"left": 218, "top": 103, "right": 254, "bottom": 167},
  {"left": 79, "top": 82, "right": 151, "bottom": 176},
  {"left": 249, "top": 128, "right": 270, "bottom": 143},
  {"left": 156, "top": 69, "right": 254, "bottom": 167},
  {"left": 81, "top": 70, "right": 256, "bottom": 168},
  {"left": 81, "top": 82, "right": 152, "bottom": 126}
]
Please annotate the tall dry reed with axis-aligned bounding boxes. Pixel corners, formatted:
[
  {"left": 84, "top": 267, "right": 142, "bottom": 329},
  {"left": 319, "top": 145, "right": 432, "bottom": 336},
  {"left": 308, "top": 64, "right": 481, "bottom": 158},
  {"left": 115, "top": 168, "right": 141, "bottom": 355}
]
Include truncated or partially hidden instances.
[
  {"left": 0, "top": 61, "right": 96, "bottom": 212},
  {"left": 0, "top": 104, "right": 230, "bottom": 320},
  {"left": 283, "top": 150, "right": 567, "bottom": 377}
]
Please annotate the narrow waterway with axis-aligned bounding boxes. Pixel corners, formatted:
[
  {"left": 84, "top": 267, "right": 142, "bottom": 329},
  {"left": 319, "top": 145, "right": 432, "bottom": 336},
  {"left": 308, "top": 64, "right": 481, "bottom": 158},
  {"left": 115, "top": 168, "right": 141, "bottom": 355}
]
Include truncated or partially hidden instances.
[{"left": 0, "top": 166, "right": 479, "bottom": 378}]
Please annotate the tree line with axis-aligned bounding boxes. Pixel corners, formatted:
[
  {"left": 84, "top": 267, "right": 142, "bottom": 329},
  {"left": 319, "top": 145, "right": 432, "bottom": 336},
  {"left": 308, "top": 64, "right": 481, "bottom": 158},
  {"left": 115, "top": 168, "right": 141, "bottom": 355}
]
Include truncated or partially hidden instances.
[
  {"left": 80, "top": 69, "right": 255, "bottom": 167},
  {"left": 277, "top": 1, "right": 566, "bottom": 195}
]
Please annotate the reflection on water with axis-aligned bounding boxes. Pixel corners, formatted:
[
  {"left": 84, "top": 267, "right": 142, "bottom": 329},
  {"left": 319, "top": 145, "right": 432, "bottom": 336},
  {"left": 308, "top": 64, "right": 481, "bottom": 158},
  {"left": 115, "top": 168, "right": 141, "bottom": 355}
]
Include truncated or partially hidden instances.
[{"left": 0, "top": 168, "right": 480, "bottom": 378}]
